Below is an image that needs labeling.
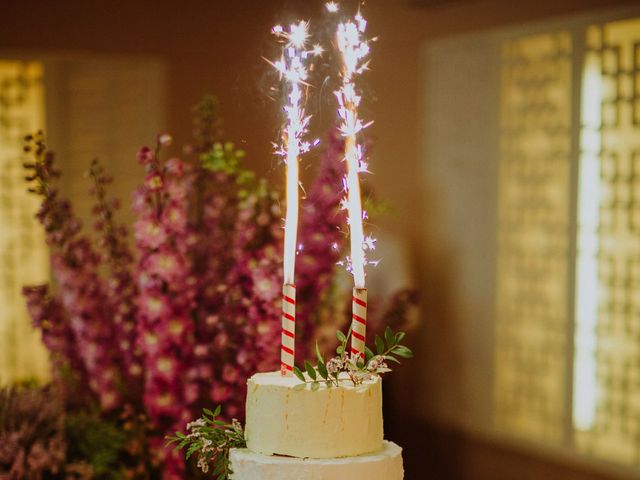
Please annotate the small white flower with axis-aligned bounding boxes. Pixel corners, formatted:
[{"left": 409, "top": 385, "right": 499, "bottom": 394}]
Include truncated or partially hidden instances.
[
  {"left": 158, "top": 133, "right": 173, "bottom": 147},
  {"left": 326, "top": 357, "right": 343, "bottom": 374},
  {"left": 197, "top": 456, "right": 209, "bottom": 473}
]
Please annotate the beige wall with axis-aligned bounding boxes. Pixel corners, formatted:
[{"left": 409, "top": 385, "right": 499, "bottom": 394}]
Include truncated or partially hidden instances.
[{"left": 2, "top": 0, "right": 637, "bottom": 441}]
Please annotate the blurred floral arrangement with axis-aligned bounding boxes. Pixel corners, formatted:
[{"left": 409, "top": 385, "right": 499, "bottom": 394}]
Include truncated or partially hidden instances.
[{"left": 13, "top": 97, "right": 418, "bottom": 478}]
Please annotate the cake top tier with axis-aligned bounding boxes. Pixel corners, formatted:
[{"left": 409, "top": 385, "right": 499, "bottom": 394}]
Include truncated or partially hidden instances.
[{"left": 245, "top": 370, "right": 384, "bottom": 459}]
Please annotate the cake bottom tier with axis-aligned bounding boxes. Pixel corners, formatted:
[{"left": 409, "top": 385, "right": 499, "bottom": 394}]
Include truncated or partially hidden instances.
[{"left": 229, "top": 440, "right": 403, "bottom": 480}]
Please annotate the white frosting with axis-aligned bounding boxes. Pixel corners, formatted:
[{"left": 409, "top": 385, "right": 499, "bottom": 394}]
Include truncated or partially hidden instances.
[
  {"left": 230, "top": 440, "right": 403, "bottom": 480},
  {"left": 245, "top": 371, "right": 383, "bottom": 458}
]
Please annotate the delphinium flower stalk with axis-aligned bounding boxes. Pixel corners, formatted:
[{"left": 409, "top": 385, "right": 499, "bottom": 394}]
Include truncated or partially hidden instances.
[
  {"left": 132, "top": 135, "right": 198, "bottom": 478},
  {"left": 88, "top": 159, "right": 143, "bottom": 405},
  {"left": 189, "top": 100, "right": 248, "bottom": 418},
  {"left": 22, "top": 285, "right": 86, "bottom": 386},
  {"left": 23, "top": 133, "right": 123, "bottom": 412},
  {"left": 221, "top": 179, "right": 284, "bottom": 418}
]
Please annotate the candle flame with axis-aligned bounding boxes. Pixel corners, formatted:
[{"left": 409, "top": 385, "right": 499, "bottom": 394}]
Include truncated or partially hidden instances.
[
  {"left": 335, "top": 9, "right": 374, "bottom": 289},
  {"left": 271, "top": 21, "right": 320, "bottom": 285}
]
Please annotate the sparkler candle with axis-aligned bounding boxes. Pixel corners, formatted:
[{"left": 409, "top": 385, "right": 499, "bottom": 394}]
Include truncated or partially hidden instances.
[
  {"left": 333, "top": 8, "right": 374, "bottom": 360},
  {"left": 270, "top": 21, "right": 319, "bottom": 375}
]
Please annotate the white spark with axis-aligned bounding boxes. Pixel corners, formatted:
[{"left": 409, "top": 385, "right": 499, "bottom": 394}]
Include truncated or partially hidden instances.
[
  {"left": 288, "top": 21, "right": 309, "bottom": 48},
  {"left": 326, "top": 2, "right": 339, "bottom": 13},
  {"left": 335, "top": 8, "right": 374, "bottom": 287},
  {"left": 270, "top": 20, "right": 321, "bottom": 285}
]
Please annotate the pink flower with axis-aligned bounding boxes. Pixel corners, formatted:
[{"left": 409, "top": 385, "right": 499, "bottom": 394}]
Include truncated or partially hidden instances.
[
  {"left": 161, "top": 202, "right": 188, "bottom": 234},
  {"left": 165, "top": 158, "right": 187, "bottom": 177},
  {"left": 151, "top": 355, "right": 179, "bottom": 380},
  {"left": 222, "top": 365, "right": 239, "bottom": 383},
  {"left": 137, "top": 146, "right": 153, "bottom": 165},
  {"left": 144, "top": 172, "right": 164, "bottom": 192},
  {"left": 144, "top": 250, "right": 186, "bottom": 283},
  {"left": 138, "top": 293, "right": 172, "bottom": 321},
  {"left": 210, "top": 383, "right": 231, "bottom": 403},
  {"left": 132, "top": 188, "right": 149, "bottom": 213},
  {"left": 134, "top": 218, "right": 168, "bottom": 250}
]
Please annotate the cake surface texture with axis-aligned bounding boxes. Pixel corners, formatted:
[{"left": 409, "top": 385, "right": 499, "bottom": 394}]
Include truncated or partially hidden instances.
[
  {"left": 229, "top": 440, "right": 403, "bottom": 480},
  {"left": 245, "top": 371, "right": 383, "bottom": 458}
]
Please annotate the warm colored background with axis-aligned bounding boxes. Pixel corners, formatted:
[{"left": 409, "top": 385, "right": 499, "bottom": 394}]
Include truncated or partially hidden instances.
[{"left": 2, "top": 1, "right": 638, "bottom": 479}]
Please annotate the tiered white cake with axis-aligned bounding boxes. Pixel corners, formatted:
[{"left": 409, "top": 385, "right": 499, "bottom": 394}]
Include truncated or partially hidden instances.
[{"left": 230, "top": 371, "right": 404, "bottom": 479}]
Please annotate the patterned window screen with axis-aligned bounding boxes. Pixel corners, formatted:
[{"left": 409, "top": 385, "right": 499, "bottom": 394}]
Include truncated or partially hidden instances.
[
  {"left": 0, "top": 60, "right": 50, "bottom": 384},
  {"left": 496, "top": 13, "right": 640, "bottom": 467},
  {"left": 495, "top": 32, "right": 573, "bottom": 443},
  {"left": 573, "top": 17, "right": 640, "bottom": 465}
]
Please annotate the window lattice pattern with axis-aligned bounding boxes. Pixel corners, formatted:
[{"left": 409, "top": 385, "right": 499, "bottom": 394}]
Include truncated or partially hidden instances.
[
  {"left": 495, "top": 33, "right": 573, "bottom": 441},
  {"left": 574, "top": 18, "right": 640, "bottom": 465},
  {"left": 0, "top": 61, "right": 50, "bottom": 384}
]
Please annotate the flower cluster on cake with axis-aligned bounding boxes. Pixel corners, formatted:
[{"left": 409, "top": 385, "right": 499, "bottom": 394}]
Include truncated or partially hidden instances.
[{"left": 170, "top": 3, "right": 414, "bottom": 479}]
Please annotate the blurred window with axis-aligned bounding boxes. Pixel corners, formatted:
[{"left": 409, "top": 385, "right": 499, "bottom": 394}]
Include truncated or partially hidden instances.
[
  {"left": 0, "top": 60, "right": 50, "bottom": 385},
  {"left": 496, "top": 14, "right": 640, "bottom": 467}
]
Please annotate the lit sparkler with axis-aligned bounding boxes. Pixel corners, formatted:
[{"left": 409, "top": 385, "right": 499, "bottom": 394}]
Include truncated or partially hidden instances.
[
  {"left": 331, "top": 4, "right": 374, "bottom": 360},
  {"left": 270, "top": 20, "right": 320, "bottom": 375}
]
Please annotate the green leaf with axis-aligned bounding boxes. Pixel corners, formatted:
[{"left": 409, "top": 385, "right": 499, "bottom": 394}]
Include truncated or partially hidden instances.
[
  {"left": 384, "top": 355, "right": 401, "bottom": 364},
  {"left": 385, "top": 326, "right": 395, "bottom": 349},
  {"left": 186, "top": 442, "right": 200, "bottom": 460},
  {"left": 364, "top": 346, "right": 374, "bottom": 363},
  {"left": 336, "top": 330, "right": 347, "bottom": 343},
  {"left": 317, "top": 360, "right": 328, "bottom": 380},
  {"left": 395, "top": 331, "right": 406, "bottom": 344},
  {"left": 203, "top": 407, "right": 214, "bottom": 417},
  {"left": 315, "top": 341, "right": 324, "bottom": 364},
  {"left": 304, "top": 361, "right": 317, "bottom": 381},
  {"left": 213, "top": 405, "right": 221, "bottom": 417},
  {"left": 293, "top": 365, "right": 306, "bottom": 383},
  {"left": 375, "top": 335, "right": 384, "bottom": 356},
  {"left": 336, "top": 345, "right": 344, "bottom": 355},
  {"left": 392, "top": 346, "right": 413, "bottom": 358}
]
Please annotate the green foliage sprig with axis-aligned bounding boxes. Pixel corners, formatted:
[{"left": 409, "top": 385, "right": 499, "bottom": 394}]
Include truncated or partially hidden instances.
[
  {"left": 201, "top": 141, "right": 253, "bottom": 185},
  {"left": 166, "top": 406, "right": 245, "bottom": 480},
  {"left": 292, "top": 326, "right": 413, "bottom": 388}
]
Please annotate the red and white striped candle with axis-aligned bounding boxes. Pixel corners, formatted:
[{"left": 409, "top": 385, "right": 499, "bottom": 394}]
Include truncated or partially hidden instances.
[
  {"left": 281, "top": 284, "right": 296, "bottom": 374},
  {"left": 351, "top": 288, "right": 367, "bottom": 359}
]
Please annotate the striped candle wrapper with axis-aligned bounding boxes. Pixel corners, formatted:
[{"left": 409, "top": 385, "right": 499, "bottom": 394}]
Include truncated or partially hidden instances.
[
  {"left": 280, "top": 284, "right": 296, "bottom": 375},
  {"left": 350, "top": 288, "right": 368, "bottom": 360}
]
